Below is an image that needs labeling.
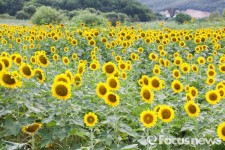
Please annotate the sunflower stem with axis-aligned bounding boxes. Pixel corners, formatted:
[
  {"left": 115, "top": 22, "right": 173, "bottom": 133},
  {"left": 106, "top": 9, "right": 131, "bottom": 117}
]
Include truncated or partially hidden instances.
[
  {"left": 31, "top": 134, "right": 35, "bottom": 150},
  {"left": 90, "top": 128, "right": 94, "bottom": 150}
]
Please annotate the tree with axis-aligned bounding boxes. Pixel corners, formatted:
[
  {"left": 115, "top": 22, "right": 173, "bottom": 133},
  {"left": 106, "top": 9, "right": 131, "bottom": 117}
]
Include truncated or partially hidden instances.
[{"left": 175, "top": 13, "right": 191, "bottom": 24}]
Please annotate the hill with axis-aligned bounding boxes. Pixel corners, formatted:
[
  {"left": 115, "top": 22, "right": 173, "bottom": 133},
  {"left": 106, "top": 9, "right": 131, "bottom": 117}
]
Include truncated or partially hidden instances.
[{"left": 138, "top": 0, "right": 225, "bottom": 12}]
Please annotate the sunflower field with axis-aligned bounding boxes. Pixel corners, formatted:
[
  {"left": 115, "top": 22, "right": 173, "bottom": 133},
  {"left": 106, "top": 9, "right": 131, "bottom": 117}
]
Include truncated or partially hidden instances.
[{"left": 0, "top": 22, "right": 225, "bottom": 150}]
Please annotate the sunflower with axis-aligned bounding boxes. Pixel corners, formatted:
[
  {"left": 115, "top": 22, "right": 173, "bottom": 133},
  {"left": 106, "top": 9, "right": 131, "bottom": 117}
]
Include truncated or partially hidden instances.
[
  {"left": 62, "top": 57, "right": 69, "bottom": 65},
  {"left": 206, "top": 77, "right": 215, "bottom": 86},
  {"left": 171, "top": 80, "right": 183, "bottom": 93},
  {"left": 19, "top": 63, "right": 34, "bottom": 79},
  {"left": 0, "top": 61, "right": 5, "bottom": 72},
  {"left": 106, "top": 76, "right": 120, "bottom": 91},
  {"left": 188, "top": 86, "right": 198, "bottom": 99},
  {"left": 0, "top": 57, "right": 12, "bottom": 69},
  {"left": 141, "top": 75, "right": 150, "bottom": 86},
  {"left": 0, "top": 70, "right": 22, "bottom": 88},
  {"left": 149, "top": 76, "right": 163, "bottom": 91},
  {"left": 186, "top": 93, "right": 193, "bottom": 101},
  {"left": 53, "top": 54, "right": 59, "bottom": 61},
  {"left": 65, "top": 70, "right": 74, "bottom": 84},
  {"left": 118, "top": 61, "right": 127, "bottom": 70},
  {"left": 180, "top": 63, "right": 190, "bottom": 74},
  {"left": 121, "top": 72, "right": 127, "bottom": 80},
  {"left": 34, "top": 68, "right": 45, "bottom": 84},
  {"left": 54, "top": 74, "right": 70, "bottom": 84},
  {"left": 96, "top": 82, "right": 109, "bottom": 98},
  {"left": 173, "top": 57, "right": 183, "bottom": 66},
  {"left": 217, "top": 122, "right": 225, "bottom": 141},
  {"left": 191, "top": 64, "right": 199, "bottom": 73},
  {"left": 104, "top": 92, "right": 120, "bottom": 107},
  {"left": 158, "top": 105, "right": 175, "bottom": 123},
  {"left": 22, "top": 123, "right": 42, "bottom": 135},
  {"left": 89, "top": 61, "right": 99, "bottom": 71},
  {"left": 154, "top": 105, "right": 162, "bottom": 113},
  {"left": 51, "top": 81, "right": 71, "bottom": 100},
  {"left": 77, "top": 63, "right": 85, "bottom": 75},
  {"left": 140, "top": 86, "right": 154, "bottom": 103},
  {"left": 153, "top": 65, "right": 161, "bottom": 75},
  {"left": 207, "top": 69, "right": 216, "bottom": 77},
  {"left": 172, "top": 69, "right": 181, "bottom": 79},
  {"left": 84, "top": 112, "right": 98, "bottom": 127},
  {"left": 184, "top": 101, "right": 200, "bottom": 118},
  {"left": 72, "top": 53, "right": 78, "bottom": 60},
  {"left": 197, "top": 57, "right": 205, "bottom": 65},
  {"left": 74, "top": 73, "right": 82, "bottom": 87},
  {"left": 14, "top": 54, "right": 22, "bottom": 66},
  {"left": 218, "top": 88, "right": 225, "bottom": 98},
  {"left": 149, "top": 53, "right": 158, "bottom": 61},
  {"left": 205, "top": 90, "right": 221, "bottom": 105},
  {"left": 37, "top": 54, "right": 49, "bottom": 67},
  {"left": 208, "top": 64, "right": 215, "bottom": 70},
  {"left": 102, "top": 62, "right": 117, "bottom": 76},
  {"left": 30, "top": 56, "right": 36, "bottom": 64},
  {"left": 140, "top": 110, "right": 157, "bottom": 128},
  {"left": 219, "top": 64, "right": 225, "bottom": 73}
]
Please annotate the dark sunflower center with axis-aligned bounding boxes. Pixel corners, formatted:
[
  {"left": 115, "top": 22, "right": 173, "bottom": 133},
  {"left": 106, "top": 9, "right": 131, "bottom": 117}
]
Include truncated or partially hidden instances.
[
  {"left": 152, "top": 79, "right": 160, "bottom": 88},
  {"left": 221, "top": 66, "right": 225, "bottom": 71},
  {"left": 105, "top": 65, "right": 114, "bottom": 73},
  {"left": 91, "top": 64, "right": 96, "bottom": 69},
  {"left": 144, "top": 114, "right": 153, "bottom": 124},
  {"left": 16, "top": 58, "right": 21, "bottom": 63},
  {"left": 209, "top": 79, "right": 213, "bottom": 83},
  {"left": 3, "top": 74, "right": 16, "bottom": 85},
  {"left": 183, "top": 67, "right": 188, "bottom": 71},
  {"left": 222, "top": 127, "right": 225, "bottom": 136},
  {"left": 55, "top": 84, "right": 68, "bottom": 96},
  {"left": 143, "top": 90, "right": 150, "bottom": 99},
  {"left": 64, "top": 59, "right": 68, "bottom": 63},
  {"left": 188, "top": 104, "right": 197, "bottom": 114},
  {"left": 174, "top": 72, "right": 179, "bottom": 77},
  {"left": 22, "top": 66, "right": 31, "bottom": 76},
  {"left": 191, "top": 90, "right": 196, "bottom": 96},
  {"left": 35, "top": 71, "right": 43, "bottom": 80},
  {"left": 174, "top": 83, "right": 181, "bottom": 90},
  {"left": 109, "top": 79, "right": 117, "bottom": 88},
  {"left": 58, "top": 78, "right": 67, "bottom": 83},
  {"left": 26, "top": 124, "right": 40, "bottom": 133},
  {"left": 162, "top": 109, "right": 171, "bottom": 119},
  {"left": 176, "top": 60, "right": 180, "bottom": 65},
  {"left": 143, "top": 78, "right": 148, "bottom": 85},
  {"left": 209, "top": 71, "right": 214, "bottom": 76},
  {"left": 120, "top": 64, "right": 126, "bottom": 69},
  {"left": 108, "top": 94, "right": 117, "bottom": 103},
  {"left": 78, "top": 67, "right": 84, "bottom": 74},
  {"left": 0, "top": 63, "right": 3, "bottom": 71},
  {"left": 155, "top": 69, "right": 159, "bottom": 73},
  {"left": 87, "top": 116, "right": 95, "bottom": 123},
  {"left": 2, "top": 59, "right": 9, "bottom": 67},
  {"left": 39, "top": 55, "right": 47, "bottom": 64},
  {"left": 99, "top": 85, "right": 107, "bottom": 95},
  {"left": 209, "top": 93, "right": 217, "bottom": 101}
]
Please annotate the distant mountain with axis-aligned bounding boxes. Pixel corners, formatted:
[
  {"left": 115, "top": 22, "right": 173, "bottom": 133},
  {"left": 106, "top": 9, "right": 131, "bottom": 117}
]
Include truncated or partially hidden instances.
[{"left": 138, "top": 0, "right": 225, "bottom": 12}]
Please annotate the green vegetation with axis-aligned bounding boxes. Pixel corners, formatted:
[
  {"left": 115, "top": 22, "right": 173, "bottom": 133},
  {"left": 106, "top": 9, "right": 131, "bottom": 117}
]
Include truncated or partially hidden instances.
[
  {"left": 175, "top": 13, "right": 192, "bottom": 24},
  {"left": 0, "top": 0, "right": 156, "bottom": 22},
  {"left": 31, "top": 6, "right": 66, "bottom": 25}
]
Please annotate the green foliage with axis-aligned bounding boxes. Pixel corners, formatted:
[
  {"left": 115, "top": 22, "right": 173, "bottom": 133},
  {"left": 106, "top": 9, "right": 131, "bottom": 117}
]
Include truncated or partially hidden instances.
[
  {"left": 71, "top": 12, "right": 107, "bottom": 27},
  {"left": 15, "top": 10, "right": 30, "bottom": 20},
  {"left": 0, "top": 14, "right": 15, "bottom": 19},
  {"left": 33, "top": 0, "right": 156, "bottom": 22},
  {"left": 174, "top": 13, "right": 191, "bottom": 24},
  {"left": 23, "top": 5, "right": 36, "bottom": 16},
  {"left": 0, "top": 0, "right": 25, "bottom": 16},
  {"left": 104, "top": 12, "right": 130, "bottom": 26},
  {"left": 31, "top": 6, "right": 66, "bottom": 25}
]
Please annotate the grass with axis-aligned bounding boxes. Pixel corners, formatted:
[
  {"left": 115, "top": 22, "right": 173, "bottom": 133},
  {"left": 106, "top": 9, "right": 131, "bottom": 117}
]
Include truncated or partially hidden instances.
[{"left": 0, "top": 19, "right": 31, "bottom": 26}]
